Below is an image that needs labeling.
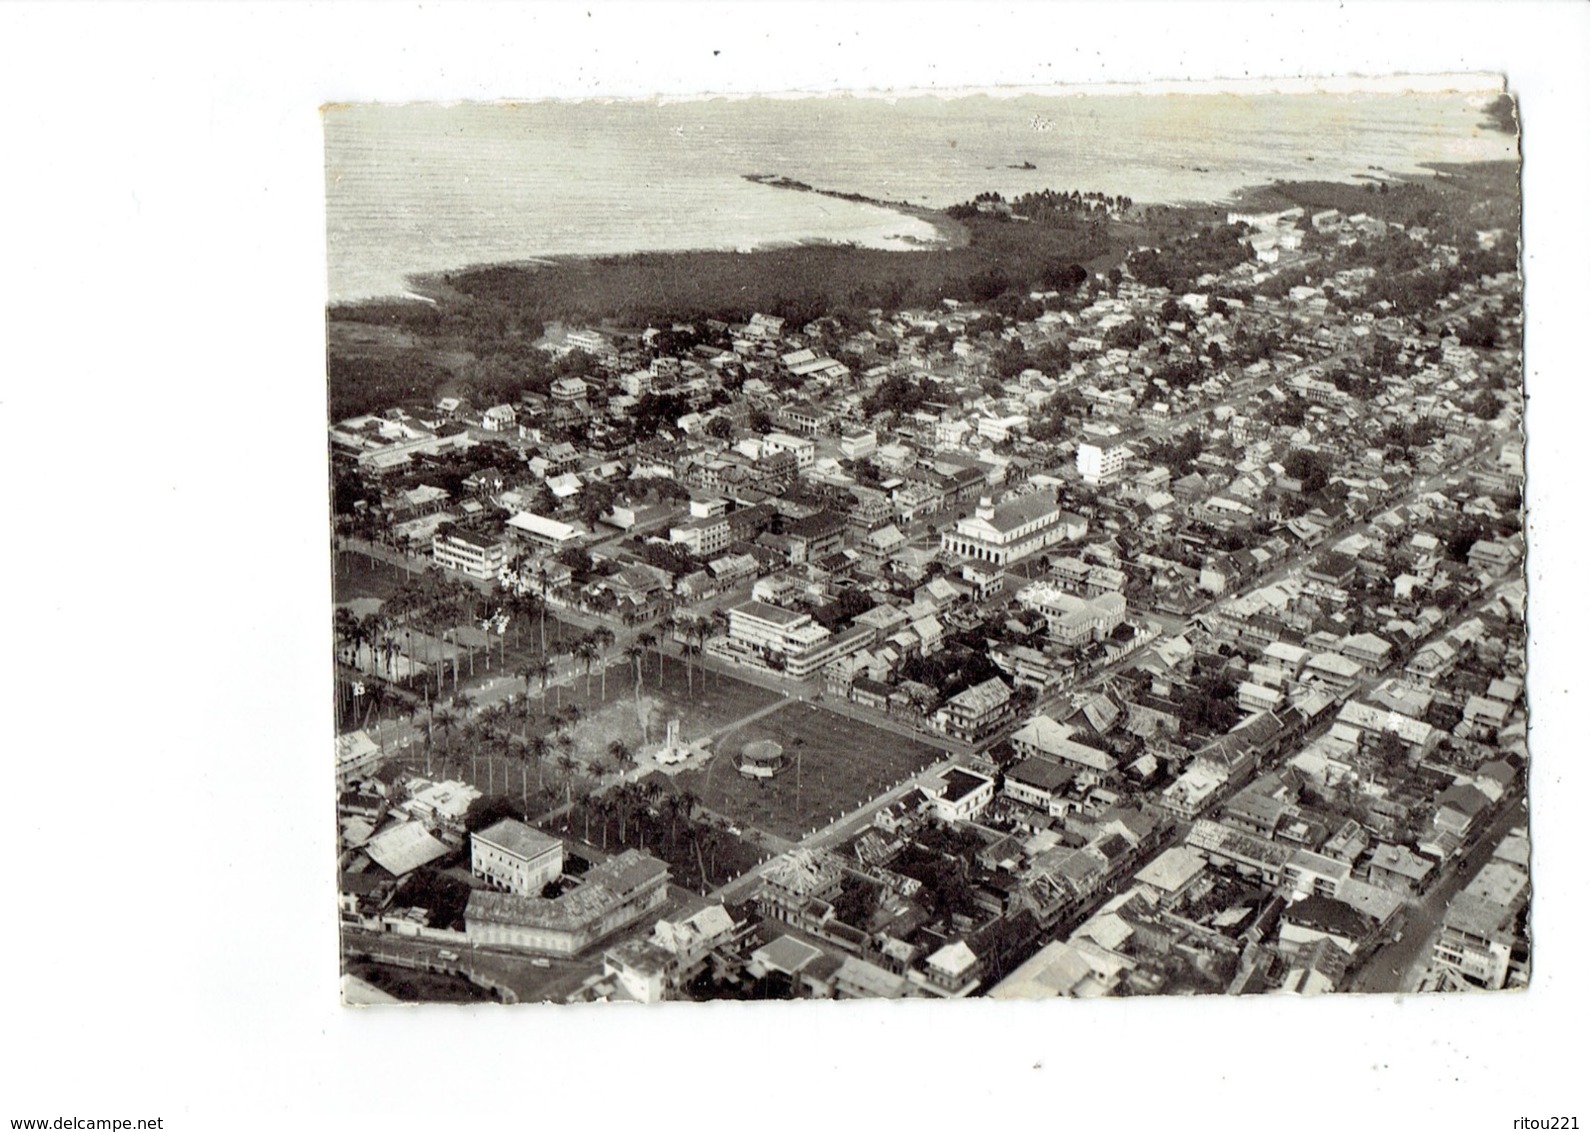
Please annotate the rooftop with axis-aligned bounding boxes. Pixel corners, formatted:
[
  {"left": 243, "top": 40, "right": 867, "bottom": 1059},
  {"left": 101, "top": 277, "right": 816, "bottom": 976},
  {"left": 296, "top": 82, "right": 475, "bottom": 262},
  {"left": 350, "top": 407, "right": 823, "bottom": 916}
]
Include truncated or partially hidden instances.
[
  {"left": 940, "top": 768, "right": 994, "bottom": 804},
  {"left": 473, "top": 818, "right": 561, "bottom": 862},
  {"left": 364, "top": 821, "right": 450, "bottom": 878},
  {"left": 465, "top": 850, "right": 668, "bottom": 932},
  {"left": 753, "top": 934, "right": 824, "bottom": 976},
  {"left": 730, "top": 599, "right": 810, "bottom": 627}
]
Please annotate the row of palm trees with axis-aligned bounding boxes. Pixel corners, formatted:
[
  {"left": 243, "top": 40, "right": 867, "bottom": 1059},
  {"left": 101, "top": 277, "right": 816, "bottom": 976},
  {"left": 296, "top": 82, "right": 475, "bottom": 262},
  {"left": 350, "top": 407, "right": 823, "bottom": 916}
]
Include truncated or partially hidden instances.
[
  {"left": 513, "top": 624, "right": 618, "bottom": 706},
  {"left": 652, "top": 611, "right": 724, "bottom": 699},
  {"left": 420, "top": 693, "right": 594, "bottom": 813},
  {"left": 377, "top": 568, "right": 488, "bottom": 698},
  {"left": 575, "top": 778, "right": 738, "bottom": 890}
]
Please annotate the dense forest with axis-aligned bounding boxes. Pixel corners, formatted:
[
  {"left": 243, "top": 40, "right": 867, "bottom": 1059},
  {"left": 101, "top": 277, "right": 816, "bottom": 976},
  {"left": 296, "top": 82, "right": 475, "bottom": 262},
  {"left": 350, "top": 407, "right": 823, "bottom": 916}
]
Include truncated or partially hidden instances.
[{"left": 325, "top": 200, "right": 1127, "bottom": 420}]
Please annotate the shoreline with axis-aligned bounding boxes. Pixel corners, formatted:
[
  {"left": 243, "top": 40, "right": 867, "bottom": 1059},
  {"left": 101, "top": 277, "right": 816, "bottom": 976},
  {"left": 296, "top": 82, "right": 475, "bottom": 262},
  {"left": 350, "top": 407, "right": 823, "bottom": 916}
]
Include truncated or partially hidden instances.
[
  {"left": 346, "top": 177, "right": 974, "bottom": 307},
  {"left": 337, "top": 158, "right": 1519, "bottom": 311},
  {"left": 740, "top": 172, "right": 972, "bottom": 250}
]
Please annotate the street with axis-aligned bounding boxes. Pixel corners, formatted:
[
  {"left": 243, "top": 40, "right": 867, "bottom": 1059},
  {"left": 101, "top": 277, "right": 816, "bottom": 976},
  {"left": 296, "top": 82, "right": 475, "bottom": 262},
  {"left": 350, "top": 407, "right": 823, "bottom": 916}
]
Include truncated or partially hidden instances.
[{"left": 1350, "top": 793, "right": 1527, "bottom": 994}]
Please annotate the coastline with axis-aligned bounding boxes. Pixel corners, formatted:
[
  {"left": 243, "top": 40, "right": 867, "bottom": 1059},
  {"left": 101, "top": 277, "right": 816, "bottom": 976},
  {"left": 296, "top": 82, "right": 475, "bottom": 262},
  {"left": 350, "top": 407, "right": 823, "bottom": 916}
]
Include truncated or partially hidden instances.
[
  {"left": 361, "top": 179, "right": 971, "bottom": 306},
  {"left": 343, "top": 158, "right": 1521, "bottom": 317},
  {"left": 741, "top": 172, "right": 972, "bottom": 250}
]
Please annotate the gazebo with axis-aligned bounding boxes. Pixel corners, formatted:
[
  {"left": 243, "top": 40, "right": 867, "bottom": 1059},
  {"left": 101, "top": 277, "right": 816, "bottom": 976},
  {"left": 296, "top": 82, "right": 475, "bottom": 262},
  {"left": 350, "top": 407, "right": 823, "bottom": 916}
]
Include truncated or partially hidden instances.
[{"left": 737, "top": 738, "right": 788, "bottom": 779}]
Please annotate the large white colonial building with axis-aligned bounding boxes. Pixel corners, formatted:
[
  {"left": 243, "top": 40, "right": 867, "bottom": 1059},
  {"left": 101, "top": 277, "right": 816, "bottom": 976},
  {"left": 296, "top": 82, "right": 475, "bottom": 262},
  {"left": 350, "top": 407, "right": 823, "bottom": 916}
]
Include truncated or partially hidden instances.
[
  {"left": 940, "top": 491, "right": 1084, "bottom": 568},
  {"left": 470, "top": 818, "right": 564, "bottom": 896}
]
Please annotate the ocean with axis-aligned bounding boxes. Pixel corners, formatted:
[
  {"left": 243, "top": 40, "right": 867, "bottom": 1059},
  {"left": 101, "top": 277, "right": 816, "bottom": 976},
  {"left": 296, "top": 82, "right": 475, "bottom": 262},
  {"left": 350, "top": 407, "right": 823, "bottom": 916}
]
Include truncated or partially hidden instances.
[{"left": 324, "top": 87, "right": 1516, "bottom": 303}]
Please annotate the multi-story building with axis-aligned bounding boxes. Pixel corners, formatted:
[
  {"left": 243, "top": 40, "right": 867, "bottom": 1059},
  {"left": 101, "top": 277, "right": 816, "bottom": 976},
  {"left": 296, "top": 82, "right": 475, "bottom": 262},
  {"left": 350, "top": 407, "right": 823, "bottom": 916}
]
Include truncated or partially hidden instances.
[
  {"left": 934, "top": 677, "right": 1014, "bottom": 744},
  {"left": 549, "top": 375, "right": 592, "bottom": 404},
  {"left": 1430, "top": 857, "right": 1529, "bottom": 990},
  {"left": 727, "top": 599, "right": 830, "bottom": 656},
  {"left": 839, "top": 429, "right": 877, "bottom": 460},
  {"left": 777, "top": 401, "right": 833, "bottom": 437},
  {"left": 1282, "top": 849, "right": 1350, "bottom": 901},
  {"left": 784, "top": 510, "right": 847, "bottom": 565},
  {"left": 756, "top": 848, "right": 845, "bottom": 929},
  {"left": 464, "top": 850, "right": 669, "bottom": 957},
  {"left": 562, "top": 329, "right": 612, "bottom": 356},
  {"left": 480, "top": 403, "right": 517, "bottom": 431},
  {"left": 762, "top": 431, "right": 816, "bottom": 470},
  {"left": 506, "top": 511, "right": 583, "bottom": 553},
  {"left": 931, "top": 768, "right": 996, "bottom": 823},
  {"left": 721, "top": 600, "right": 871, "bottom": 679},
  {"left": 335, "top": 729, "right": 381, "bottom": 785},
  {"left": 1015, "top": 582, "right": 1127, "bottom": 647},
  {"left": 431, "top": 527, "right": 508, "bottom": 580},
  {"left": 940, "top": 491, "right": 1082, "bottom": 568},
  {"left": 470, "top": 818, "right": 564, "bottom": 896},
  {"left": 1008, "top": 715, "right": 1116, "bottom": 786},
  {"left": 669, "top": 516, "right": 732, "bottom": 557},
  {"left": 1076, "top": 440, "right": 1132, "bottom": 485}
]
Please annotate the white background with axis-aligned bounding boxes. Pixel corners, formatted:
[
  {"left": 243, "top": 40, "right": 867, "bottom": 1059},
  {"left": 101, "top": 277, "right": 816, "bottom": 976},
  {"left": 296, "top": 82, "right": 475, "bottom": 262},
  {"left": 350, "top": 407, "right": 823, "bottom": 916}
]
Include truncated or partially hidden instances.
[{"left": 1, "top": 3, "right": 1584, "bottom": 1128}]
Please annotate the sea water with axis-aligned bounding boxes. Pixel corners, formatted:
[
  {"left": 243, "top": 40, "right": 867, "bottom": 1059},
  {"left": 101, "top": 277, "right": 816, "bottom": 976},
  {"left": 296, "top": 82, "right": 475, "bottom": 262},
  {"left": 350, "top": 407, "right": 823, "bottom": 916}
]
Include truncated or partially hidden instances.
[{"left": 325, "top": 89, "right": 1516, "bottom": 303}]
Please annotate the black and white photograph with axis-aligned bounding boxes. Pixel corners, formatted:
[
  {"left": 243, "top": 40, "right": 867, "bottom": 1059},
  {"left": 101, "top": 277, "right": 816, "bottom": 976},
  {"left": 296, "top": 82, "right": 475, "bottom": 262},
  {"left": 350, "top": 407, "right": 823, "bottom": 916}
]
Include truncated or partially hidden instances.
[
  {"left": 328, "top": 83, "right": 1528, "bottom": 1005},
  {"left": 7, "top": 3, "right": 1588, "bottom": 1127}
]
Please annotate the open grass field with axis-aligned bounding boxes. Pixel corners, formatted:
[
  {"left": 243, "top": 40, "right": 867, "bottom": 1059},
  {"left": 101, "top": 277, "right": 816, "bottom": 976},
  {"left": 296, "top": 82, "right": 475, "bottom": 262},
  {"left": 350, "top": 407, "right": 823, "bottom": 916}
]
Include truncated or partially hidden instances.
[
  {"left": 670, "top": 701, "right": 945, "bottom": 842},
  {"left": 333, "top": 550, "right": 415, "bottom": 603},
  {"left": 534, "top": 650, "right": 786, "bottom": 763}
]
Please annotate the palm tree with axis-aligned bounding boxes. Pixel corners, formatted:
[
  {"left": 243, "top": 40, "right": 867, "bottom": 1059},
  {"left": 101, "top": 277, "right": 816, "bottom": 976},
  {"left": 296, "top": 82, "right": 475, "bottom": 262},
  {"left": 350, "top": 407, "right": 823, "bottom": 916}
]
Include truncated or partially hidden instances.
[
  {"left": 624, "top": 642, "right": 647, "bottom": 689},
  {"left": 688, "top": 615, "right": 712, "bottom": 691},
  {"left": 556, "top": 753, "right": 579, "bottom": 809},
  {"left": 640, "top": 775, "right": 662, "bottom": 817},
  {"left": 505, "top": 734, "right": 531, "bottom": 810},
  {"left": 527, "top": 734, "right": 551, "bottom": 796},
  {"left": 661, "top": 792, "right": 684, "bottom": 850},
  {"left": 592, "top": 626, "right": 616, "bottom": 700},
  {"left": 594, "top": 794, "right": 616, "bottom": 850},
  {"left": 534, "top": 561, "right": 553, "bottom": 654},
  {"left": 520, "top": 657, "right": 552, "bottom": 700},
  {"left": 333, "top": 607, "right": 358, "bottom": 665},
  {"left": 607, "top": 739, "right": 636, "bottom": 777},
  {"left": 569, "top": 635, "right": 597, "bottom": 699},
  {"left": 655, "top": 616, "right": 677, "bottom": 684},
  {"left": 459, "top": 719, "right": 485, "bottom": 786},
  {"left": 638, "top": 630, "right": 660, "bottom": 683},
  {"left": 549, "top": 642, "right": 572, "bottom": 707},
  {"left": 431, "top": 706, "right": 460, "bottom": 754},
  {"left": 682, "top": 640, "right": 702, "bottom": 699},
  {"left": 480, "top": 699, "right": 511, "bottom": 735},
  {"left": 676, "top": 787, "right": 699, "bottom": 828},
  {"left": 612, "top": 781, "right": 636, "bottom": 844},
  {"left": 357, "top": 612, "right": 386, "bottom": 671}
]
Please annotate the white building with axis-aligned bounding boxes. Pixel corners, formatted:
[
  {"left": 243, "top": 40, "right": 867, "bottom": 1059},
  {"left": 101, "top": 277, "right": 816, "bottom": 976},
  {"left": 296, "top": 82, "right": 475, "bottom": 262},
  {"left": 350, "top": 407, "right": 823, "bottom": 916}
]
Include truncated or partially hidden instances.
[
  {"left": 480, "top": 404, "right": 518, "bottom": 432},
  {"left": 471, "top": 818, "right": 564, "bottom": 896},
  {"left": 977, "top": 415, "right": 1029, "bottom": 443},
  {"left": 669, "top": 516, "right": 731, "bottom": 556},
  {"left": 931, "top": 768, "right": 996, "bottom": 824},
  {"left": 563, "top": 329, "right": 612, "bottom": 355},
  {"left": 723, "top": 600, "right": 874, "bottom": 680},
  {"left": 839, "top": 429, "right": 877, "bottom": 460},
  {"left": 432, "top": 527, "right": 508, "bottom": 580},
  {"left": 1015, "top": 582, "right": 1127, "bottom": 646},
  {"left": 1076, "top": 440, "right": 1132, "bottom": 485},
  {"left": 506, "top": 511, "right": 583, "bottom": 552},
  {"left": 762, "top": 432, "right": 816, "bottom": 470},
  {"left": 940, "top": 491, "right": 1082, "bottom": 568}
]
